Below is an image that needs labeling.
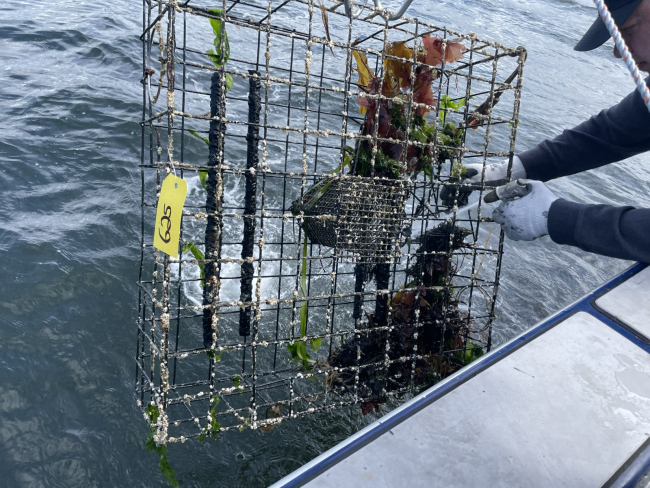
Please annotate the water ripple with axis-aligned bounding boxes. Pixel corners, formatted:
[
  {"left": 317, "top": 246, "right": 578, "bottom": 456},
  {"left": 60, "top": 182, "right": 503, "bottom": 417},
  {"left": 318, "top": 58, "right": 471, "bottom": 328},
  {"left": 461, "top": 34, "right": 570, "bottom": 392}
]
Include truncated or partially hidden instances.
[{"left": 1, "top": 0, "right": 647, "bottom": 486}]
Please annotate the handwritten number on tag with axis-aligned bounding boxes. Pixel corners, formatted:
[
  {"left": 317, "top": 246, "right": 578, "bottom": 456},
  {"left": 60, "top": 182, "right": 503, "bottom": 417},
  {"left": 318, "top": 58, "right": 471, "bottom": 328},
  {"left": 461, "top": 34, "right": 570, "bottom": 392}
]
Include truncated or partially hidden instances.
[
  {"left": 158, "top": 204, "right": 172, "bottom": 243},
  {"left": 153, "top": 174, "right": 188, "bottom": 258}
]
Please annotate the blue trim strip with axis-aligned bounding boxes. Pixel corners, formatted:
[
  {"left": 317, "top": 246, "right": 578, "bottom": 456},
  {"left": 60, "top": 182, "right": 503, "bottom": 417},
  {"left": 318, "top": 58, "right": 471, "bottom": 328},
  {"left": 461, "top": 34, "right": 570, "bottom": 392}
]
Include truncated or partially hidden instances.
[
  {"left": 607, "top": 438, "right": 650, "bottom": 488},
  {"left": 272, "top": 262, "right": 648, "bottom": 488}
]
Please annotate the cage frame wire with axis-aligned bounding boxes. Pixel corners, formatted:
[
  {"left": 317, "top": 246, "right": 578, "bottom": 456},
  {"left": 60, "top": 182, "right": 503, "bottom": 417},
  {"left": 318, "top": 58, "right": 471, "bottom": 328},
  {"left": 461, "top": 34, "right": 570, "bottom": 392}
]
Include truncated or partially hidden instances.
[{"left": 136, "top": 0, "right": 526, "bottom": 446}]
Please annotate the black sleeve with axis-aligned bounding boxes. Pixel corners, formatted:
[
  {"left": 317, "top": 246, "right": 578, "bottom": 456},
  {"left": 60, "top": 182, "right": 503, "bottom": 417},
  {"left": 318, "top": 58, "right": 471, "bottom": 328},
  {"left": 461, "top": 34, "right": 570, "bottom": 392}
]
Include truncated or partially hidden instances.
[
  {"left": 548, "top": 199, "right": 650, "bottom": 263},
  {"left": 518, "top": 78, "right": 650, "bottom": 182}
]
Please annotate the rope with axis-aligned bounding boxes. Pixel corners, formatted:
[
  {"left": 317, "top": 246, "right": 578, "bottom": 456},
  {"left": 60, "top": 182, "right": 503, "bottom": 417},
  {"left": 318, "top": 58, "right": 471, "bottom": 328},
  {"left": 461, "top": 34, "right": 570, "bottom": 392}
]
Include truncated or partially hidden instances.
[{"left": 593, "top": 0, "right": 650, "bottom": 112}]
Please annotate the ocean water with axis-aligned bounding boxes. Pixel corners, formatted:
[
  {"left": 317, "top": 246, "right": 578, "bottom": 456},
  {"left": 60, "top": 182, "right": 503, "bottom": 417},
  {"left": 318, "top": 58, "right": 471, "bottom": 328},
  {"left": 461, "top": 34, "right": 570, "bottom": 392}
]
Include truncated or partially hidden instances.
[{"left": 1, "top": 0, "right": 649, "bottom": 486}]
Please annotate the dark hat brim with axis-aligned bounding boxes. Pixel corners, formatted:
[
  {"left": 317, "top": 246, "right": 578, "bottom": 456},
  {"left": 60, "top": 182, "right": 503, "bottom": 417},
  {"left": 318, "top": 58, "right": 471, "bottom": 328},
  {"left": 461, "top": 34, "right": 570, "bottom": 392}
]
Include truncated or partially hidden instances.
[{"left": 574, "top": 0, "right": 643, "bottom": 51}]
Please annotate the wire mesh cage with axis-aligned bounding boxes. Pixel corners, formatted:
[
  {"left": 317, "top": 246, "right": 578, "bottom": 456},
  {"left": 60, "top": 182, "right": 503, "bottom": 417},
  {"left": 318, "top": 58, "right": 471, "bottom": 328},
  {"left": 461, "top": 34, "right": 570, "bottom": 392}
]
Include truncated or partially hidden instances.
[
  {"left": 290, "top": 175, "right": 410, "bottom": 254},
  {"left": 136, "top": 0, "right": 526, "bottom": 445}
]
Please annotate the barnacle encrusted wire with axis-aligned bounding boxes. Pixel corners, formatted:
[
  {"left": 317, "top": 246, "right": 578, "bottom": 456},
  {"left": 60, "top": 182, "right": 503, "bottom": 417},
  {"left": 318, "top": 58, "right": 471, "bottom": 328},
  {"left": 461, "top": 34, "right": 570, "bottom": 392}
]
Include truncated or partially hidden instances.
[{"left": 136, "top": 0, "right": 526, "bottom": 445}]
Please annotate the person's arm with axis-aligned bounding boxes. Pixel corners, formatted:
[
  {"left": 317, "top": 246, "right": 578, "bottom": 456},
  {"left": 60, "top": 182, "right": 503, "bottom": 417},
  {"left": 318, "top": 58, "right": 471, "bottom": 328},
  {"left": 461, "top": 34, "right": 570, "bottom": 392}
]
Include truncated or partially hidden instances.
[
  {"left": 519, "top": 77, "right": 650, "bottom": 182},
  {"left": 548, "top": 199, "right": 650, "bottom": 263}
]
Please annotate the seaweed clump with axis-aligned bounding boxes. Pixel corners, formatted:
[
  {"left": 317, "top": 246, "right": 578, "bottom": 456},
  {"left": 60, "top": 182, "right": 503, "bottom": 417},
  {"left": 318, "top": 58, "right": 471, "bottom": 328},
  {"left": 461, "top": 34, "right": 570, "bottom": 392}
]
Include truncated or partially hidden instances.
[
  {"left": 348, "top": 37, "right": 467, "bottom": 181},
  {"left": 327, "top": 222, "right": 483, "bottom": 412}
]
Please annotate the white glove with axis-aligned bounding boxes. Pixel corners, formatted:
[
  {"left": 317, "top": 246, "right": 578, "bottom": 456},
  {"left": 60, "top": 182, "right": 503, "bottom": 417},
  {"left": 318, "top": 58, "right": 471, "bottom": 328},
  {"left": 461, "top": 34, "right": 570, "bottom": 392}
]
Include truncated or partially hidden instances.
[
  {"left": 440, "top": 156, "right": 527, "bottom": 209},
  {"left": 463, "top": 155, "right": 527, "bottom": 187},
  {"left": 492, "top": 180, "right": 558, "bottom": 241}
]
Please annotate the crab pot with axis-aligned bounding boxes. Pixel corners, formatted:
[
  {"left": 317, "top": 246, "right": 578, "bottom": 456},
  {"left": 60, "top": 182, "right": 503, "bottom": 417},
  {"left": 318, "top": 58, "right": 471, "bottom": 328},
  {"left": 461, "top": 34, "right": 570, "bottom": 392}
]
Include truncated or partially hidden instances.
[{"left": 135, "top": 0, "right": 526, "bottom": 445}]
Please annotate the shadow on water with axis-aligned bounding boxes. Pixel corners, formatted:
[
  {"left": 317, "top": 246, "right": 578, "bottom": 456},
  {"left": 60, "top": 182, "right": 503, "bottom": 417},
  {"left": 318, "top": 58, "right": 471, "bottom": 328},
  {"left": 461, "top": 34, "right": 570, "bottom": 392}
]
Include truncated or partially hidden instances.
[{"left": 0, "top": 0, "right": 648, "bottom": 486}]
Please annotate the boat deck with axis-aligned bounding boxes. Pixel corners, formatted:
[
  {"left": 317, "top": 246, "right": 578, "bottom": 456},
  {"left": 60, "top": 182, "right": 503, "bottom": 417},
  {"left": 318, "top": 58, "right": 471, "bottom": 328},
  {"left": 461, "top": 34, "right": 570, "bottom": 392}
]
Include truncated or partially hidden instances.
[{"left": 272, "top": 263, "right": 650, "bottom": 488}]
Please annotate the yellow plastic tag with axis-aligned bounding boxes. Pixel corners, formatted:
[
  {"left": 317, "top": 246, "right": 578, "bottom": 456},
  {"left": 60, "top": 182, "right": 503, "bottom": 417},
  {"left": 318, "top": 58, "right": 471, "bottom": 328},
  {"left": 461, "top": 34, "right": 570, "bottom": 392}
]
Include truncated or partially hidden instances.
[{"left": 153, "top": 174, "right": 188, "bottom": 258}]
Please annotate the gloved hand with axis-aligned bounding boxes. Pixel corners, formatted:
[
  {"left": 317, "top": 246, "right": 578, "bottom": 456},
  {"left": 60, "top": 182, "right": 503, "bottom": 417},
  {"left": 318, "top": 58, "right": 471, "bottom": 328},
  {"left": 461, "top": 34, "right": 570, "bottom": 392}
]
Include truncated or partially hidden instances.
[
  {"left": 463, "top": 155, "right": 527, "bottom": 187},
  {"left": 492, "top": 179, "right": 558, "bottom": 241},
  {"left": 439, "top": 165, "right": 478, "bottom": 208},
  {"left": 439, "top": 156, "right": 527, "bottom": 209}
]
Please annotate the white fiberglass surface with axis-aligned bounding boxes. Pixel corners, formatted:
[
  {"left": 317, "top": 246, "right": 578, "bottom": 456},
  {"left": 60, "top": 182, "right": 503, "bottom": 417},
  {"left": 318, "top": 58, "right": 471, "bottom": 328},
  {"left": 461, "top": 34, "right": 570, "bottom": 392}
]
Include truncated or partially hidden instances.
[
  {"left": 596, "top": 267, "right": 650, "bottom": 340},
  {"left": 306, "top": 312, "right": 650, "bottom": 488}
]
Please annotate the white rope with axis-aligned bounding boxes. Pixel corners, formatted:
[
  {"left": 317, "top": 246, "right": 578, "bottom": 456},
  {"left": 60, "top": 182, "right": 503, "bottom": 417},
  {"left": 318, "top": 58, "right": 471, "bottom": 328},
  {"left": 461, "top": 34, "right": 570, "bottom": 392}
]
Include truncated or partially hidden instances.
[{"left": 593, "top": 0, "right": 650, "bottom": 112}]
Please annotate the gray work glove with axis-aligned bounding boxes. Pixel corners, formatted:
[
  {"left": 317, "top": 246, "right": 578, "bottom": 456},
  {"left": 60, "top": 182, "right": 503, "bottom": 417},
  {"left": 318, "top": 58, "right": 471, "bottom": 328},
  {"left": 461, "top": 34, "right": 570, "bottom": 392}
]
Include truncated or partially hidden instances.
[
  {"left": 492, "top": 180, "right": 558, "bottom": 241},
  {"left": 439, "top": 156, "right": 527, "bottom": 209},
  {"left": 463, "top": 155, "right": 527, "bottom": 187}
]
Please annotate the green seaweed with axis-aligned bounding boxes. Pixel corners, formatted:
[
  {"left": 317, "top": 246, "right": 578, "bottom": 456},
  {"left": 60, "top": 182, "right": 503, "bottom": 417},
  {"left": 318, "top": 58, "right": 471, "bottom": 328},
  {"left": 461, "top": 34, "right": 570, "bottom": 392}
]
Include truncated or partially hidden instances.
[
  {"left": 186, "top": 130, "right": 210, "bottom": 188},
  {"left": 186, "top": 7, "right": 234, "bottom": 192},
  {"left": 188, "top": 129, "right": 210, "bottom": 147},
  {"left": 205, "top": 348, "right": 223, "bottom": 361},
  {"left": 198, "top": 396, "right": 221, "bottom": 442},
  {"left": 452, "top": 341, "right": 484, "bottom": 365},
  {"left": 144, "top": 405, "right": 179, "bottom": 488},
  {"left": 206, "top": 8, "right": 234, "bottom": 92},
  {"left": 438, "top": 94, "right": 466, "bottom": 123},
  {"left": 287, "top": 237, "right": 321, "bottom": 370},
  {"left": 182, "top": 241, "right": 205, "bottom": 285}
]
